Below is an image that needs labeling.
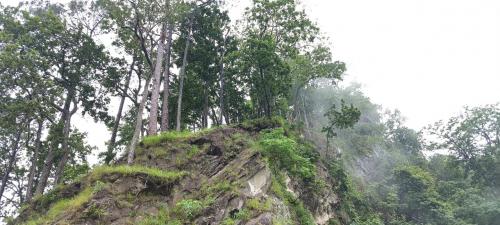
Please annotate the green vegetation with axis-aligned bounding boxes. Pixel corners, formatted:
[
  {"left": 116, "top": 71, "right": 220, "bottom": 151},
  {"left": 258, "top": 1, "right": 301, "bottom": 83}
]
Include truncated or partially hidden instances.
[
  {"left": 246, "top": 198, "right": 272, "bottom": 213},
  {"left": 259, "top": 128, "right": 316, "bottom": 181},
  {"left": 174, "top": 199, "right": 204, "bottom": 220},
  {"left": 268, "top": 169, "right": 315, "bottom": 225},
  {"left": 141, "top": 131, "right": 194, "bottom": 146},
  {"left": 89, "top": 165, "right": 187, "bottom": 184},
  {"left": 24, "top": 187, "right": 93, "bottom": 225},
  {"left": 138, "top": 207, "right": 181, "bottom": 225}
]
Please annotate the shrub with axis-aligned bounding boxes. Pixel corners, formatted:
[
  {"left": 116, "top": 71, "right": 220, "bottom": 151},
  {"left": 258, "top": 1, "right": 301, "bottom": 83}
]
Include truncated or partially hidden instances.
[
  {"left": 174, "top": 199, "right": 203, "bottom": 220},
  {"left": 259, "top": 128, "right": 316, "bottom": 180}
]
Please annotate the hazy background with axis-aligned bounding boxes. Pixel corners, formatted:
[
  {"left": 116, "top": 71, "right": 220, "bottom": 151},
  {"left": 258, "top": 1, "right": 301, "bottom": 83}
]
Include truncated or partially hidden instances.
[{"left": 3, "top": 0, "right": 500, "bottom": 160}]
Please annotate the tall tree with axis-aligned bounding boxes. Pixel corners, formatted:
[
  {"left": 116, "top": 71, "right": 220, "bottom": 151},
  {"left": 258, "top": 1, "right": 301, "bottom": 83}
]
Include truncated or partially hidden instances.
[
  {"left": 160, "top": 24, "right": 174, "bottom": 131},
  {"left": 147, "top": 23, "right": 168, "bottom": 135},
  {"left": 175, "top": 15, "right": 193, "bottom": 131}
]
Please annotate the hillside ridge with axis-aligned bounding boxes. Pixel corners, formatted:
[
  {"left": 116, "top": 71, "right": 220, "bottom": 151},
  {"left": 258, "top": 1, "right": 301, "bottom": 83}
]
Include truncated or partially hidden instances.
[{"left": 14, "top": 120, "right": 346, "bottom": 225}]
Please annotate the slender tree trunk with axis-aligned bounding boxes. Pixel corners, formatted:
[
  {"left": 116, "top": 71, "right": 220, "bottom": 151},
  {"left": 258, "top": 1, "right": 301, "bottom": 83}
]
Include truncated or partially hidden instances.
[
  {"left": 53, "top": 94, "right": 78, "bottom": 185},
  {"left": 0, "top": 129, "right": 22, "bottom": 204},
  {"left": 176, "top": 23, "right": 192, "bottom": 131},
  {"left": 34, "top": 135, "right": 56, "bottom": 196},
  {"left": 202, "top": 82, "right": 209, "bottom": 128},
  {"left": 259, "top": 68, "right": 272, "bottom": 118},
  {"left": 161, "top": 24, "right": 174, "bottom": 132},
  {"left": 26, "top": 120, "right": 43, "bottom": 201},
  {"left": 35, "top": 91, "right": 73, "bottom": 195},
  {"left": 127, "top": 73, "right": 152, "bottom": 164},
  {"left": 104, "top": 58, "right": 135, "bottom": 164},
  {"left": 147, "top": 24, "right": 168, "bottom": 136},
  {"left": 210, "top": 107, "right": 219, "bottom": 126},
  {"left": 218, "top": 36, "right": 226, "bottom": 125}
]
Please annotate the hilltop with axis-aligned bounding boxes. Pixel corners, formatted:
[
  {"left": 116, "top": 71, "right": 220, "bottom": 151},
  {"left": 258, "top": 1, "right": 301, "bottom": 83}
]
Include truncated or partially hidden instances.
[{"left": 14, "top": 119, "right": 349, "bottom": 225}]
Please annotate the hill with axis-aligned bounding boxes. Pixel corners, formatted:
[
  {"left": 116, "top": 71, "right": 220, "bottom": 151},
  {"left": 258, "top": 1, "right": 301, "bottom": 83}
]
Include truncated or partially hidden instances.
[{"left": 14, "top": 120, "right": 348, "bottom": 225}]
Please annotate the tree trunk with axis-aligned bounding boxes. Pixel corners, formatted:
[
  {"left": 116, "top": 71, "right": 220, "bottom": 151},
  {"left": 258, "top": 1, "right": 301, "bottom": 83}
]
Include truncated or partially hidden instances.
[
  {"left": 104, "top": 57, "right": 135, "bottom": 164},
  {"left": 0, "top": 129, "right": 22, "bottom": 204},
  {"left": 147, "top": 24, "right": 168, "bottom": 136},
  {"left": 259, "top": 68, "right": 272, "bottom": 118},
  {"left": 127, "top": 73, "right": 152, "bottom": 164},
  {"left": 53, "top": 94, "right": 78, "bottom": 185},
  {"left": 34, "top": 135, "right": 56, "bottom": 197},
  {"left": 161, "top": 23, "right": 174, "bottom": 132},
  {"left": 26, "top": 120, "right": 43, "bottom": 202},
  {"left": 34, "top": 91, "right": 73, "bottom": 195},
  {"left": 176, "top": 22, "right": 192, "bottom": 131},
  {"left": 218, "top": 36, "right": 226, "bottom": 125},
  {"left": 202, "top": 82, "right": 209, "bottom": 128}
]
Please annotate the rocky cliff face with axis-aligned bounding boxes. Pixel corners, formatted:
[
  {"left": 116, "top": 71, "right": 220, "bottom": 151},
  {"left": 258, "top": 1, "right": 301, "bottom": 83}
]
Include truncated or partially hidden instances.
[{"left": 15, "top": 122, "right": 345, "bottom": 225}]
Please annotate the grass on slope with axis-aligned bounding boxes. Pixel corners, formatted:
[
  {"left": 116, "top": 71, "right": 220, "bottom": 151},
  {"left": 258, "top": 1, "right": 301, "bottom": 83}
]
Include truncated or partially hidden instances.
[
  {"left": 89, "top": 165, "right": 187, "bottom": 184},
  {"left": 23, "top": 165, "right": 186, "bottom": 225},
  {"left": 141, "top": 127, "right": 221, "bottom": 147},
  {"left": 24, "top": 187, "right": 93, "bottom": 225}
]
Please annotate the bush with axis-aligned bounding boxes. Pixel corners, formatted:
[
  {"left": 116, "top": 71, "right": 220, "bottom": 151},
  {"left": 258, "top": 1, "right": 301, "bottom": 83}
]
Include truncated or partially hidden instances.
[
  {"left": 259, "top": 128, "right": 316, "bottom": 180},
  {"left": 174, "top": 199, "right": 203, "bottom": 220}
]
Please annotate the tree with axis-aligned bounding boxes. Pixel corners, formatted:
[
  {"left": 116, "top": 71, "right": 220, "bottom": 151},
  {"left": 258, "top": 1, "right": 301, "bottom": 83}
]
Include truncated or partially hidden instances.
[
  {"left": 322, "top": 100, "right": 361, "bottom": 151},
  {"left": 425, "top": 104, "right": 500, "bottom": 186}
]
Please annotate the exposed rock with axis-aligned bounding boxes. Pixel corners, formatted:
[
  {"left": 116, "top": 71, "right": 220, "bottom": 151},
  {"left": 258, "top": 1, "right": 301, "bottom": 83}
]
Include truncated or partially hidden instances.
[
  {"left": 245, "top": 212, "right": 273, "bottom": 225},
  {"left": 245, "top": 167, "right": 271, "bottom": 197}
]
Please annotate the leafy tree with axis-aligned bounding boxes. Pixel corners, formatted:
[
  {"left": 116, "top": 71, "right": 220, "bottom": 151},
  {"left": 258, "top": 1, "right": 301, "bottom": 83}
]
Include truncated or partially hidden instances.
[
  {"left": 322, "top": 100, "right": 361, "bottom": 151},
  {"left": 425, "top": 104, "right": 500, "bottom": 186}
]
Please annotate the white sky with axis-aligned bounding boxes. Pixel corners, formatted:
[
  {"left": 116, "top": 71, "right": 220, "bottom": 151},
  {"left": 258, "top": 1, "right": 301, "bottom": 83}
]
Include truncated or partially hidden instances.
[
  {"left": 301, "top": 0, "right": 500, "bottom": 129},
  {"left": 2, "top": 0, "right": 500, "bottom": 160}
]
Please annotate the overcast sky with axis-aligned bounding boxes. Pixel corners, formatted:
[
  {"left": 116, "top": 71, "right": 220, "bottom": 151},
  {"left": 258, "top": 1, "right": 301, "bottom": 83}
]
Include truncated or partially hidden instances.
[
  {"left": 3, "top": 0, "right": 500, "bottom": 159},
  {"left": 303, "top": 0, "right": 500, "bottom": 129}
]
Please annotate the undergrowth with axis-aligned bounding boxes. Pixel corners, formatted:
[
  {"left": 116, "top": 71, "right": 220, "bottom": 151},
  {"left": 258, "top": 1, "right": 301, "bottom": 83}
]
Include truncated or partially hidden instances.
[
  {"left": 257, "top": 126, "right": 317, "bottom": 225},
  {"left": 24, "top": 187, "right": 94, "bottom": 225},
  {"left": 259, "top": 128, "right": 316, "bottom": 181}
]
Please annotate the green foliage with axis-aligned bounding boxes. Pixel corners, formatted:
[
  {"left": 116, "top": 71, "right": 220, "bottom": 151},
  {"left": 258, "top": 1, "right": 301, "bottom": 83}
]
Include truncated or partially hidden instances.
[
  {"left": 322, "top": 100, "right": 361, "bottom": 148},
  {"left": 425, "top": 104, "right": 500, "bottom": 187},
  {"left": 259, "top": 128, "right": 316, "bottom": 180},
  {"left": 174, "top": 199, "right": 203, "bottom": 220}
]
